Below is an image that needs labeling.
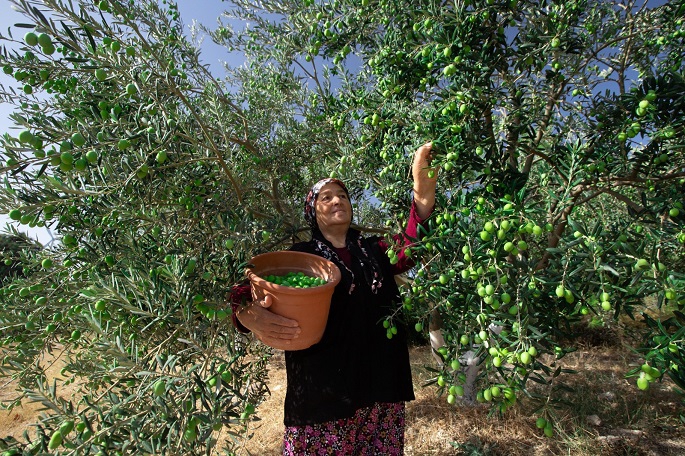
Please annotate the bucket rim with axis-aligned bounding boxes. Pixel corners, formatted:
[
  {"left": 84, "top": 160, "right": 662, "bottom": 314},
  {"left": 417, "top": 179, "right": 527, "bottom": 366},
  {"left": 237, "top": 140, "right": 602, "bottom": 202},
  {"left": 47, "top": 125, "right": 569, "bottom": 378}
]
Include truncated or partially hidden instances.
[{"left": 245, "top": 250, "right": 342, "bottom": 294}]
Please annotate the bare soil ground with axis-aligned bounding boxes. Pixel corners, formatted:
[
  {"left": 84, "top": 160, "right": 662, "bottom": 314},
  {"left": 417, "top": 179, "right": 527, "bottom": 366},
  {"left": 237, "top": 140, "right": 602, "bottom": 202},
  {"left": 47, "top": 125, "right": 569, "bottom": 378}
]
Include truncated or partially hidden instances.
[
  {"left": 0, "top": 345, "right": 79, "bottom": 441},
  {"left": 2, "top": 338, "right": 684, "bottom": 455}
]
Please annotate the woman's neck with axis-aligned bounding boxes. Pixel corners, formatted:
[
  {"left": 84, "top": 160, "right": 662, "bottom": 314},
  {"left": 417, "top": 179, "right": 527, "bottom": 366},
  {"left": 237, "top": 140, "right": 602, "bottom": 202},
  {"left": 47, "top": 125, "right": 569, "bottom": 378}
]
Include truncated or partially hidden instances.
[{"left": 319, "top": 226, "right": 348, "bottom": 248}]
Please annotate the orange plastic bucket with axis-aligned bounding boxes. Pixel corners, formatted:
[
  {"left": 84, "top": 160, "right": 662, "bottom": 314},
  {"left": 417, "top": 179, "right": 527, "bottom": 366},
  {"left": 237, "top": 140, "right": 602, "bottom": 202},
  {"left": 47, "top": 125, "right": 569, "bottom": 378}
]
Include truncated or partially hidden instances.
[{"left": 245, "top": 251, "right": 341, "bottom": 350}]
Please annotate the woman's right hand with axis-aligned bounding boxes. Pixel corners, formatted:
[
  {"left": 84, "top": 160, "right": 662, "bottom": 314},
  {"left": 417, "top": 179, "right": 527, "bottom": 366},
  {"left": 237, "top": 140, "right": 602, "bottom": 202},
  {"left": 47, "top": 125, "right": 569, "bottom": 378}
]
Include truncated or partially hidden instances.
[
  {"left": 236, "top": 295, "right": 301, "bottom": 347},
  {"left": 412, "top": 142, "right": 437, "bottom": 220}
]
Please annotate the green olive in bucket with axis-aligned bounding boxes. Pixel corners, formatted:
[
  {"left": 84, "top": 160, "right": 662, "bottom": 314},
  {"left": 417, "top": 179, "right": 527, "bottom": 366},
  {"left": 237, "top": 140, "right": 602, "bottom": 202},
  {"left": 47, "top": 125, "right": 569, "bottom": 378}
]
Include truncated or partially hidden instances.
[{"left": 264, "top": 271, "right": 326, "bottom": 288}]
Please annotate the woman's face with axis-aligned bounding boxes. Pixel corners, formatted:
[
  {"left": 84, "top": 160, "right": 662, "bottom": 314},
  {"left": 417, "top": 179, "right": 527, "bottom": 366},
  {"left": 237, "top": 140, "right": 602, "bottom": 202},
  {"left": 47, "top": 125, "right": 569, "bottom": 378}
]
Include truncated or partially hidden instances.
[{"left": 315, "top": 182, "right": 352, "bottom": 231}]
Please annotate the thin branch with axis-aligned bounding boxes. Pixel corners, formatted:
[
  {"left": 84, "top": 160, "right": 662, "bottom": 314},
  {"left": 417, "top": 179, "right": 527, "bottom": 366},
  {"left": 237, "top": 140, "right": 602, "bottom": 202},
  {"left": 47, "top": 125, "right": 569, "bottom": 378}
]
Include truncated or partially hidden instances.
[{"left": 523, "top": 80, "right": 567, "bottom": 175}]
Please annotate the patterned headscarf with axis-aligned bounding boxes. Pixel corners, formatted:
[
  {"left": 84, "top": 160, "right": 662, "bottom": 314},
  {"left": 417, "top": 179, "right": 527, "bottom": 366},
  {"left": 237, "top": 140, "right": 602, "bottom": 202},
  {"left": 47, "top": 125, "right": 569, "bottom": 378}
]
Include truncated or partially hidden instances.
[
  {"left": 304, "top": 178, "right": 351, "bottom": 231},
  {"left": 303, "top": 178, "right": 383, "bottom": 295}
]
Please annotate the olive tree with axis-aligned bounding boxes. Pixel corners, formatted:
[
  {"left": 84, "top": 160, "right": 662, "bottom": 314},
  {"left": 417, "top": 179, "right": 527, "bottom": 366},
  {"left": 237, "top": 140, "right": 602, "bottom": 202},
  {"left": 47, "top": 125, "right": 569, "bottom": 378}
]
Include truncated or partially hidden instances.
[
  {"left": 213, "top": 0, "right": 685, "bottom": 430},
  {"left": 1, "top": 0, "right": 684, "bottom": 454},
  {"left": 0, "top": 233, "right": 41, "bottom": 282},
  {"left": 0, "top": 0, "right": 341, "bottom": 454}
]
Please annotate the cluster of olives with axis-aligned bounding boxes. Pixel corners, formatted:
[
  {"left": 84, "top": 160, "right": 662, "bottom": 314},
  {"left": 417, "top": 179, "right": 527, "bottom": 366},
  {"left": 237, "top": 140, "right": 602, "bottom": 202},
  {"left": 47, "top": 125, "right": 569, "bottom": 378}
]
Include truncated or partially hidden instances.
[{"left": 264, "top": 271, "right": 326, "bottom": 288}]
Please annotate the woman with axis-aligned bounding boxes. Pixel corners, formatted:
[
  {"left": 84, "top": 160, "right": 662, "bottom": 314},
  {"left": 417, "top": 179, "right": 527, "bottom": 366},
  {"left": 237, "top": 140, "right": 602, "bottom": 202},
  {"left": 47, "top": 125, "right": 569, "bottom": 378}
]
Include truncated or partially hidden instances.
[{"left": 231, "top": 142, "right": 437, "bottom": 455}]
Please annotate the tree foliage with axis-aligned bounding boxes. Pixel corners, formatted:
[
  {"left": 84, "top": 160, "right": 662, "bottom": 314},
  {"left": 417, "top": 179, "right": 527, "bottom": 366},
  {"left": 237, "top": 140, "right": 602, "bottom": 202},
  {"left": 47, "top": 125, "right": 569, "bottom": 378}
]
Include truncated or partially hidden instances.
[
  {"left": 0, "top": 0, "right": 684, "bottom": 453},
  {"left": 0, "top": 232, "right": 41, "bottom": 282}
]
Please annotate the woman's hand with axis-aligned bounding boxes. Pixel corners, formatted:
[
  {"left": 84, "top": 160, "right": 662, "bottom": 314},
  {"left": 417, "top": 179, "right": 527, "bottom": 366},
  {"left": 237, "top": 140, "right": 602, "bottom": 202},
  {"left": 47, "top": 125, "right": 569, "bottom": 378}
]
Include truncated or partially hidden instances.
[
  {"left": 236, "top": 295, "right": 301, "bottom": 347},
  {"left": 412, "top": 142, "right": 437, "bottom": 220}
]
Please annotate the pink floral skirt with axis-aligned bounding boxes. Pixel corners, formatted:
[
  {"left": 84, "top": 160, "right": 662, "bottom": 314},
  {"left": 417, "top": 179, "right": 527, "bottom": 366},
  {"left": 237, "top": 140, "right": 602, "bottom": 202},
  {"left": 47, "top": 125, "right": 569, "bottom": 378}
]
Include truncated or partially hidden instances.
[{"left": 283, "top": 402, "right": 405, "bottom": 455}]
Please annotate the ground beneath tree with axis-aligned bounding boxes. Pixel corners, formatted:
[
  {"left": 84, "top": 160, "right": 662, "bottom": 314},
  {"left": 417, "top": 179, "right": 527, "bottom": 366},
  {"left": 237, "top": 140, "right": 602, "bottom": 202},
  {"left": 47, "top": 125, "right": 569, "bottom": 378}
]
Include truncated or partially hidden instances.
[
  {"left": 0, "top": 345, "right": 79, "bottom": 442},
  {"left": 224, "top": 343, "right": 685, "bottom": 456},
  {"left": 2, "top": 341, "right": 684, "bottom": 455}
]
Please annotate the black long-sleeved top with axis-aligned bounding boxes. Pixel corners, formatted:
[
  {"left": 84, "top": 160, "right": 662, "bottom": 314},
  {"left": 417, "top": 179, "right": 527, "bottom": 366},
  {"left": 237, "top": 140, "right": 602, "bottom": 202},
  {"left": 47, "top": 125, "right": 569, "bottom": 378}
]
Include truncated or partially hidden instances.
[{"left": 233, "top": 202, "right": 429, "bottom": 426}]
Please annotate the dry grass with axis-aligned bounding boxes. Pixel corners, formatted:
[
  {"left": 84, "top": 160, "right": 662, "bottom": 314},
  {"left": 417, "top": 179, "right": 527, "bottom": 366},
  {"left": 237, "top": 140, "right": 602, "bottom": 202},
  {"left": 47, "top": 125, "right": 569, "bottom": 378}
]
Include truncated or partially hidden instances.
[
  {"left": 3, "top": 332, "right": 685, "bottom": 456},
  {"left": 230, "top": 337, "right": 685, "bottom": 456}
]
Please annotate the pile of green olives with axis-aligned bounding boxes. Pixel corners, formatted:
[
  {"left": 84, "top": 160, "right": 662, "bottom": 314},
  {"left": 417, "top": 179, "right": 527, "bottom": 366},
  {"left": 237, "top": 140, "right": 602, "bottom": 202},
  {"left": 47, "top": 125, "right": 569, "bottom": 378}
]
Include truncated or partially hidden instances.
[{"left": 264, "top": 271, "right": 326, "bottom": 288}]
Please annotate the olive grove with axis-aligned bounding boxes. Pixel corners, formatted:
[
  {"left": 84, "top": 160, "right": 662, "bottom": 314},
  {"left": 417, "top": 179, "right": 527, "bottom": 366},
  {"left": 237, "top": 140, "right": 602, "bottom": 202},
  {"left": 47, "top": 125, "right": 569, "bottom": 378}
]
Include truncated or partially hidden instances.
[{"left": 0, "top": 0, "right": 684, "bottom": 454}]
